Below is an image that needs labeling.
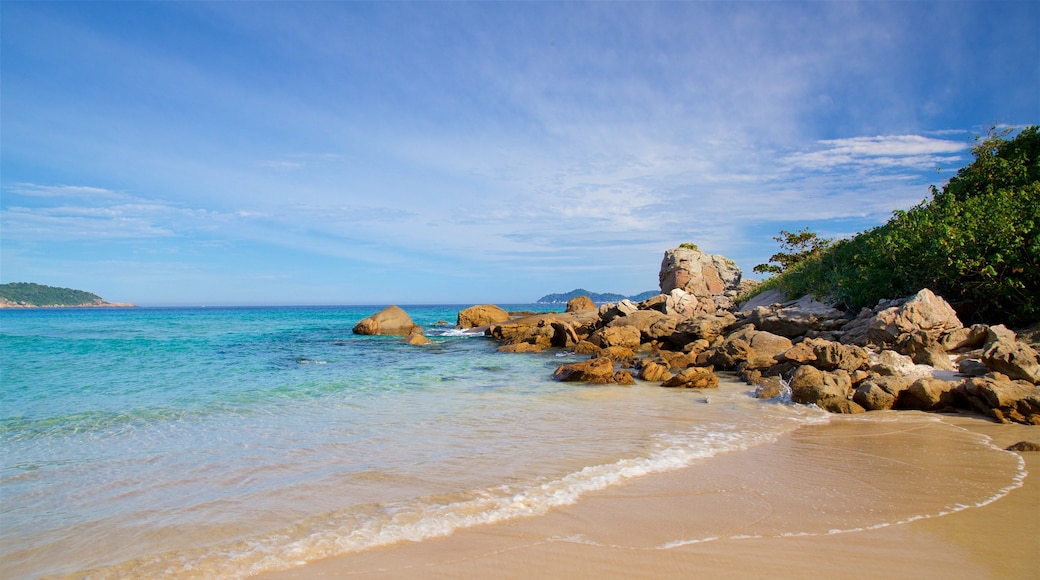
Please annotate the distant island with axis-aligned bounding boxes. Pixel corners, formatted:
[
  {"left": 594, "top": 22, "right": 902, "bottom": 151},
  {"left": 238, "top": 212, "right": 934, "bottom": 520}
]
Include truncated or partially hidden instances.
[
  {"left": 536, "top": 288, "right": 659, "bottom": 304},
  {"left": 0, "top": 282, "right": 135, "bottom": 308}
]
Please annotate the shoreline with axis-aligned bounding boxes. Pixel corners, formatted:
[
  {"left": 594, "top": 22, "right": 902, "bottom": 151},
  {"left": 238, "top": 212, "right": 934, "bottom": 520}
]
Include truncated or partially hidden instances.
[{"left": 261, "top": 412, "right": 1038, "bottom": 579}]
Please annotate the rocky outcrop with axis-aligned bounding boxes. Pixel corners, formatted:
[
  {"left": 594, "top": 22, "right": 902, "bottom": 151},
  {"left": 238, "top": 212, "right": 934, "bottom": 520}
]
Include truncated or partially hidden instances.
[
  {"left": 475, "top": 260, "right": 1037, "bottom": 424},
  {"left": 659, "top": 246, "right": 742, "bottom": 299},
  {"left": 353, "top": 305, "right": 422, "bottom": 336},
  {"left": 457, "top": 304, "right": 511, "bottom": 329}
]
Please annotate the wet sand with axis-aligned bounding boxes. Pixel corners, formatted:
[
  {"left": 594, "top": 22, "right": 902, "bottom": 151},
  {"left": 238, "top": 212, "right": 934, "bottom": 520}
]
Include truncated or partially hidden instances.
[{"left": 262, "top": 412, "right": 1038, "bottom": 579}]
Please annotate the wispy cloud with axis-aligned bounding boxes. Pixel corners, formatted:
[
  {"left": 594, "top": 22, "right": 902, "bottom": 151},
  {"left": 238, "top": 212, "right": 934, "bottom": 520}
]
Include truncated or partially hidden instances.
[{"left": 784, "top": 135, "right": 970, "bottom": 171}]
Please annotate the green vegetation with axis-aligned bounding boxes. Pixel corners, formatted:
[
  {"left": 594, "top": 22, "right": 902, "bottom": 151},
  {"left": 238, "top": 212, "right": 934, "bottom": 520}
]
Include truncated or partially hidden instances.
[
  {"left": 679, "top": 242, "right": 700, "bottom": 251},
  {"left": 752, "top": 228, "right": 831, "bottom": 275},
  {"left": 0, "top": 283, "right": 105, "bottom": 307},
  {"left": 754, "top": 126, "right": 1039, "bottom": 325}
]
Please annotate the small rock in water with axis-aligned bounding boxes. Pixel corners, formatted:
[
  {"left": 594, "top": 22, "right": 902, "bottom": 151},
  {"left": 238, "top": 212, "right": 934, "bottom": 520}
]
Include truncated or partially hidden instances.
[{"left": 1005, "top": 441, "right": 1040, "bottom": 452}]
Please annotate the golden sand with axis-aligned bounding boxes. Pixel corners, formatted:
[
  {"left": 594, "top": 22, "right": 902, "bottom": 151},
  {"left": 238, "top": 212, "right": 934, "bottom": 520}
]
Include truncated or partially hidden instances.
[{"left": 261, "top": 412, "right": 1038, "bottom": 579}]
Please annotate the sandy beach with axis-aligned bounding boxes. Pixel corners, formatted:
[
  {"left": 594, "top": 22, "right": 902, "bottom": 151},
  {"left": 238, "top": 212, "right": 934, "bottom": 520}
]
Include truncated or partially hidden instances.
[{"left": 263, "top": 412, "right": 1039, "bottom": 579}]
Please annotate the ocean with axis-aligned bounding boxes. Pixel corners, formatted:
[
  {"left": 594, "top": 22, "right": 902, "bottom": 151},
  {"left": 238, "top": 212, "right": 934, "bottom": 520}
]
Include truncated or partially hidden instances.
[{"left": 0, "top": 306, "right": 1025, "bottom": 578}]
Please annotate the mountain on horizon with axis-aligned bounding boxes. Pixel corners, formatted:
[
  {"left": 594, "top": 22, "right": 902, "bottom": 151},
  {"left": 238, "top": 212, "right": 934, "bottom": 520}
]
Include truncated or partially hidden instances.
[{"left": 535, "top": 288, "right": 659, "bottom": 304}]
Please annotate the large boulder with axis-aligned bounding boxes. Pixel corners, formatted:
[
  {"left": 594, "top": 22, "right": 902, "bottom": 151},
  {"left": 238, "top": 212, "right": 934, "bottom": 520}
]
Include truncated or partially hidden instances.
[
  {"left": 457, "top": 304, "right": 511, "bottom": 329},
  {"left": 711, "top": 326, "right": 793, "bottom": 370},
  {"left": 353, "top": 305, "right": 422, "bottom": 336},
  {"left": 956, "top": 375, "right": 1040, "bottom": 425},
  {"left": 588, "top": 325, "right": 642, "bottom": 349},
  {"left": 867, "top": 288, "right": 963, "bottom": 346},
  {"left": 659, "top": 246, "right": 742, "bottom": 298},
  {"left": 788, "top": 366, "right": 852, "bottom": 405},
  {"left": 899, "top": 378, "right": 959, "bottom": 411},
  {"left": 981, "top": 327, "right": 1040, "bottom": 384},
  {"left": 638, "top": 361, "right": 673, "bottom": 382}
]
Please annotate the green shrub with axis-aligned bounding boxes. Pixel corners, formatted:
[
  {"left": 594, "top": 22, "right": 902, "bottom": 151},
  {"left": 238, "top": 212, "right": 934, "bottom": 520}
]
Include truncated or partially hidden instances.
[{"left": 761, "top": 126, "right": 1039, "bottom": 325}]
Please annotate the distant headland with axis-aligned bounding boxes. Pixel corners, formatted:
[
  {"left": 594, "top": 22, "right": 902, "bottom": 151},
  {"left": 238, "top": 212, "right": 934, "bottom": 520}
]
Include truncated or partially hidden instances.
[
  {"left": 0, "top": 282, "right": 135, "bottom": 308},
  {"left": 537, "top": 288, "right": 658, "bottom": 304}
]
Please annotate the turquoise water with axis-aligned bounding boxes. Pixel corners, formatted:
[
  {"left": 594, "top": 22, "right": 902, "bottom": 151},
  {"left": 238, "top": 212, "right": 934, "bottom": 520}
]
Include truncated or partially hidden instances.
[{"left": 4, "top": 305, "right": 1015, "bottom": 578}]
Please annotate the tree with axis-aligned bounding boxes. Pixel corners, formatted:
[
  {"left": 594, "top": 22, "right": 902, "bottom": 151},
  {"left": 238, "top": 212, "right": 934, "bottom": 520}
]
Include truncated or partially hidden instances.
[{"left": 753, "top": 228, "right": 831, "bottom": 275}]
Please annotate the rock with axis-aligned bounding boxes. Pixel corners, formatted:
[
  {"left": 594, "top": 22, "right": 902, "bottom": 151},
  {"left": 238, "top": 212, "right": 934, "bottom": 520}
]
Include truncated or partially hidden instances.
[
  {"left": 745, "top": 295, "right": 849, "bottom": 338},
  {"left": 594, "top": 345, "right": 636, "bottom": 362},
  {"left": 489, "top": 313, "right": 561, "bottom": 349},
  {"left": 456, "top": 304, "right": 511, "bottom": 329},
  {"left": 664, "top": 288, "right": 714, "bottom": 317},
  {"left": 753, "top": 376, "right": 787, "bottom": 399},
  {"left": 403, "top": 328, "right": 432, "bottom": 346},
  {"left": 957, "top": 358, "right": 989, "bottom": 377},
  {"left": 353, "top": 305, "right": 422, "bottom": 336},
  {"left": 853, "top": 381, "right": 897, "bottom": 411},
  {"left": 819, "top": 398, "right": 867, "bottom": 414},
  {"left": 898, "top": 330, "right": 956, "bottom": 371},
  {"left": 553, "top": 357, "right": 618, "bottom": 384},
  {"left": 614, "top": 370, "right": 637, "bottom": 385},
  {"left": 940, "top": 324, "right": 989, "bottom": 351},
  {"left": 572, "top": 341, "right": 601, "bottom": 355},
  {"left": 900, "top": 378, "right": 959, "bottom": 411},
  {"left": 870, "top": 350, "right": 930, "bottom": 378},
  {"left": 588, "top": 325, "right": 643, "bottom": 349},
  {"left": 711, "top": 326, "right": 793, "bottom": 370},
  {"left": 658, "top": 246, "right": 742, "bottom": 298},
  {"left": 662, "top": 366, "right": 720, "bottom": 389},
  {"left": 606, "top": 309, "right": 678, "bottom": 343},
  {"left": 778, "top": 337, "right": 869, "bottom": 373},
  {"left": 956, "top": 376, "right": 1040, "bottom": 425},
  {"left": 566, "top": 296, "right": 596, "bottom": 312},
  {"left": 1006, "top": 441, "right": 1040, "bottom": 452},
  {"left": 638, "top": 361, "right": 673, "bottom": 382},
  {"left": 788, "top": 366, "right": 851, "bottom": 405},
  {"left": 981, "top": 333, "right": 1040, "bottom": 384},
  {"left": 867, "top": 288, "right": 963, "bottom": 346},
  {"left": 667, "top": 313, "right": 737, "bottom": 347}
]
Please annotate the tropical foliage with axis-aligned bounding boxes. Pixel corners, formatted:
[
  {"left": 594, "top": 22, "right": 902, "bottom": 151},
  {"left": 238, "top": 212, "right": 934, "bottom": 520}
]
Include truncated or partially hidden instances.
[{"left": 755, "top": 126, "right": 1039, "bottom": 325}]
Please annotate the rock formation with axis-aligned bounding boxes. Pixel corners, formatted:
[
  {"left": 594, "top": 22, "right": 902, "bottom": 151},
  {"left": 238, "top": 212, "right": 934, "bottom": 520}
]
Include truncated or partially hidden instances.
[
  {"left": 658, "top": 246, "right": 742, "bottom": 300},
  {"left": 466, "top": 247, "right": 1039, "bottom": 425}
]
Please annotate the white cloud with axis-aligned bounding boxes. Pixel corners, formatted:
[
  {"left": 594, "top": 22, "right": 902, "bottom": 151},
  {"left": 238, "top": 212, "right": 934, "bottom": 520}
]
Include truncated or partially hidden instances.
[
  {"left": 784, "top": 135, "right": 970, "bottom": 171},
  {"left": 8, "top": 183, "right": 129, "bottom": 199}
]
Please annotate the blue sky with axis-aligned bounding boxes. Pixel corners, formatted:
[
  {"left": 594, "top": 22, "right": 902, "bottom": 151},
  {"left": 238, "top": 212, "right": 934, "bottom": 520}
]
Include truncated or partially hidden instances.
[{"left": 2, "top": 1, "right": 1037, "bottom": 306}]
